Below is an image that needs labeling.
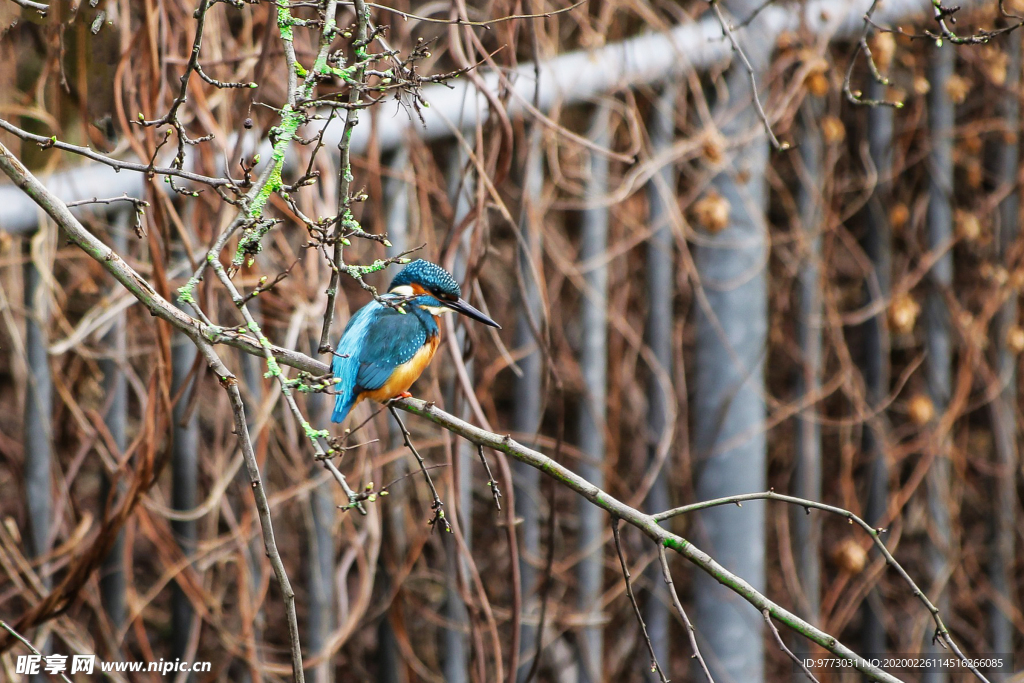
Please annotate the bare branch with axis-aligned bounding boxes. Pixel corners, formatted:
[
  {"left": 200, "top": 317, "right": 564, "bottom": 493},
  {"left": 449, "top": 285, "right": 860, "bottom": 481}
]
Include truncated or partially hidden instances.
[
  {"left": 476, "top": 444, "right": 502, "bottom": 511},
  {"left": 844, "top": 0, "right": 905, "bottom": 108},
  {"left": 655, "top": 491, "right": 990, "bottom": 682},
  {"left": 388, "top": 404, "right": 451, "bottom": 532},
  {"left": 392, "top": 398, "right": 904, "bottom": 683},
  {"left": 611, "top": 517, "right": 668, "bottom": 682},
  {"left": 0, "top": 620, "right": 72, "bottom": 683},
  {"left": 7, "top": 0, "right": 47, "bottom": 16},
  {"left": 658, "top": 546, "right": 714, "bottom": 683},
  {"left": 707, "top": 0, "right": 788, "bottom": 150},
  {"left": 763, "top": 609, "right": 821, "bottom": 683},
  {"left": 0, "top": 117, "right": 236, "bottom": 189}
]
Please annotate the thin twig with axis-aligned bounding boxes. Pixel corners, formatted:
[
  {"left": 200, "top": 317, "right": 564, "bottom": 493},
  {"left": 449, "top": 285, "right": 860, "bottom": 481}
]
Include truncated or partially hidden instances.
[
  {"left": 389, "top": 404, "right": 451, "bottom": 532},
  {"left": 707, "top": 0, "right": 787, "bottom": 150},
  {"left": 0, "top": 620, "right": 73, "bottom": 683},
  {"left": 928, "top": 0, "right": 1024, "bottom": 45},
  {"left": 138, "top": 0, "right": 213, "bottom": 128},
  {"left": 65, "top": 194, "right": 149, "bottom": 237},
  {"left": 733, "top": 0, "right": 773, "bottom": 29},
  {"left": 348, "top": 463, "right": 447, "bottom": 504},
  {"left": 611, "top": 517, "right": 668, "bottom": 682},
  {"left": 844, "top": 1, "right": 904, "bottom": 108},
  {"left": 658, "top": 546, "right": 714, "bottom": 683},
  {"left": 65, "top": 195, "right": 148, "bottom": 210},
  {"left": 0, "top": 117, "right": 235, "bottom": 189},
  {"left": 764, "top": 609, "right": 821, "bottom": 683},
  {"left": 476, "top": 443, "right": 502, "bottom": 511},
  {"left": 8, "top": 0, "right": 47, "bottom": 16}
]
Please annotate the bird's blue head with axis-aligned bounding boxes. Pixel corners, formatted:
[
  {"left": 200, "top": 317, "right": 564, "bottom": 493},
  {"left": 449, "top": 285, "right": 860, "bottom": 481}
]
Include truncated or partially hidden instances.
[
  {"left": 389, "top": 259, "right": 461, "bottom": 299},
  {"left": 388, "top": 259, "right": 500, "bottom": 329}
]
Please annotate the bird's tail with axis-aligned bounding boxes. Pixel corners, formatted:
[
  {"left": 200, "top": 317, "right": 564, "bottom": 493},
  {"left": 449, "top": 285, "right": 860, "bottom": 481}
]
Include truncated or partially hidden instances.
[
  {"left": 331, "top": 351, "right": 358, "bottom": 424},
  {"left": 331, "top": 392, "right": 356, "bottom": 424}
]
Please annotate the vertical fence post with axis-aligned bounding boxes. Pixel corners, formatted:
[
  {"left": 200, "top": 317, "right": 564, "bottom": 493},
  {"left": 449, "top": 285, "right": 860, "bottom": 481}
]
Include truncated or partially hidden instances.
[
  {"left": 24, "top": 226, "right": 52, "bottom": 577},
  {"left": 171, "top": 264, "right": 199, "bottom": 665},
  {"left": 236, "top": 303, "right": 265, "bottom": 682},
  {"left": 692, "top": 3, "right": 770, "bottom": 679},
  {"left": 100, "top": 210, "right": 130, "bottom": 633},
  {"left": 23, "top": 223, "right": 52, "bottom": 683},
  {"left": 577, "top": 101, "right": 611, "bottom": 683},
  {"left": 380, "top": 144, "right": 412, "bottom": 683},
  {"left": 922, "top": 41, "right": 955, "bottom": 683},
  {"left": 642, "top": 82, "right": 676, "bottom": 681},
  {"left": 443, "top": 145, "right": 472, "bottom": 683},
  {"left": 515, "top": 124, "right": 545, "bottom": 681},
  {"left": 861, "top": 72, "right": 895, "bottom": 659},
  {"left": 988, "top": 28, "right": 1021, "bottom": 679},
  {"left": 306, "top": 333, "right": 335, "bottom": 683},
  {"left": 793, "top": 92, "right": 824, "bottom": 659}
]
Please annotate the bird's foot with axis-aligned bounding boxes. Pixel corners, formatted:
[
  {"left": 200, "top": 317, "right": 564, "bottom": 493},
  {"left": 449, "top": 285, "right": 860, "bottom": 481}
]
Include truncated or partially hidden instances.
[{"left": 396, "top": 391, "right": 413, "bottom": 399}]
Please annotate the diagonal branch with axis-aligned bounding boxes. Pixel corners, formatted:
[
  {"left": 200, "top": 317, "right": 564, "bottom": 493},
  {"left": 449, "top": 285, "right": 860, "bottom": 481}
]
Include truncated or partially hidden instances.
[
  {"left": 1, "top": 621, "right": 72, "bottom": 683},
  {"left": 658, "top": 545, "right": 714, "bottom": 682},
  {"left": 611, "top": 517, "right": 668, "bottom": 681},
  {"left": 653, "top": 491, "right": 989, "bottom": 682},
  {"left": 764, "top": 608, "right": 821, "bottom": 683},
  {"left": 390, "top": 397, "right": 916, "bottom": 683}
]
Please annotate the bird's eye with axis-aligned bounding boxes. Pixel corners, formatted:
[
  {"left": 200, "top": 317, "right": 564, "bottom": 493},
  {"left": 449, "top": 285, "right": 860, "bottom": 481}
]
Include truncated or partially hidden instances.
[{"left": 431, "top": 288, "right": 454, "bottom": 301}]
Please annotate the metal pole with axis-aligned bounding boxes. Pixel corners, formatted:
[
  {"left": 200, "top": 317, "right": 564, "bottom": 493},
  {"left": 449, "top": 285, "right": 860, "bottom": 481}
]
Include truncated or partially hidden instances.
[
  {"left": 514, "top": 124, "right": 545, "bottom": 681},
  {"left": 692, "top": 2, "right": 771, "bottom": 679},
  {"left": 23, "top": 224, "right": 52, "bottom": 683},
  {"left": 171, "top": 269, "right": 199, "bottom": 665},
  {"left": 861, "top": 72, "right": 895, "bottom": 660},
  {"left": 577, "top": 102, "right": 610, "bottom": 683},
  {"left": 988, "top": 28, "right": 1021, "bottom": 681},
  {"left": 922, "top": 41, "right": 955, "bottom": 683},
  {"left": 99, "top": 210, "right": 130, "bottom": 632},
  {"left": 792, "top": 93, "right": 825, "bottom": 672},
  {"left": 642, "top": 82, "right": 676, "bottom": 682}
]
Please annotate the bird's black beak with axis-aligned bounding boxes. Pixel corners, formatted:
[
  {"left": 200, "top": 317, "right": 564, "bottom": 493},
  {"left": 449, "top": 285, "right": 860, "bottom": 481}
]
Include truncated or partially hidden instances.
[{"left": 445, "top": 297, "right": 501, "bottom": 329}]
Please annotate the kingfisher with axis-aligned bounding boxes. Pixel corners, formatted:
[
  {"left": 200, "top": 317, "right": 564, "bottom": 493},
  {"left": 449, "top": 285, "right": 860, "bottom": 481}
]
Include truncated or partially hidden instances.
[{"left": 331, "top": 259, "right": 501, "bottom": 424}]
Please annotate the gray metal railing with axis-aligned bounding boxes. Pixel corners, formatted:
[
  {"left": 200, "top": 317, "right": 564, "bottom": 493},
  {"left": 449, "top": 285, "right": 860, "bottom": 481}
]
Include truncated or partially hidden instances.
[{"left": 0, "top": 0, "right": 946, "bottom": 233}]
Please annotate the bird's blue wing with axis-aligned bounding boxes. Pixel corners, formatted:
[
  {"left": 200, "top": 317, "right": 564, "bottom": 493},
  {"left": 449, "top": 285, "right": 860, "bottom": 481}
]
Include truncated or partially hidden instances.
[
  {"left": 331, "top": 302, "right": 427, "bottom": 422},
  {"left": 354, "top": 307, "right": 427, "bottom": 390}
]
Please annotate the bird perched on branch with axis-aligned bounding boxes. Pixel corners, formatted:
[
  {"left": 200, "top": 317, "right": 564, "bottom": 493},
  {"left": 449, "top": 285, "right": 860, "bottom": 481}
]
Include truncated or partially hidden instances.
[{"left": 331, "top": 259, "right": 501, "bottom": 424}]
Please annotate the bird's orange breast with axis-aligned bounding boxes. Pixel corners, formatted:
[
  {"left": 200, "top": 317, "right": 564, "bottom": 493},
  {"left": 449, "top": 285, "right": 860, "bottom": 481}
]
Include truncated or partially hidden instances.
[{"left": 360, "top": 334, "right": 440, "bottom": 404}]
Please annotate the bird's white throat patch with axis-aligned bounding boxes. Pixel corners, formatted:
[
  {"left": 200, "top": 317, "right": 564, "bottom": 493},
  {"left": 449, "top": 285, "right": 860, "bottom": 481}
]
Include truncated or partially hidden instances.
[
  {"left": 419, "top": 304, "right": 452, "bottom": 316},
  {"left": 389, "top": 285, "right": 415, "bottom": 296}
]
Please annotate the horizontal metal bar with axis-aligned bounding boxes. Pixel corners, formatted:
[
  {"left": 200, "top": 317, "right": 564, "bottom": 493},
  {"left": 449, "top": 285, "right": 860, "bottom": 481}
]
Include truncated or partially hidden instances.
[{"left": 0, "top": 0, "right": 970, "bottom": 232}]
